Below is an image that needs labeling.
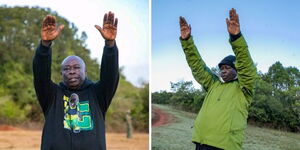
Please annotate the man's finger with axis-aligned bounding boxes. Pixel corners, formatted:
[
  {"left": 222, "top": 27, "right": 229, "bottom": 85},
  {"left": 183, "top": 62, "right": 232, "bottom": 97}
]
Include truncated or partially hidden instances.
[
  {"left": 49, "top": 16, "right": 56, "bottom": 26},
  {"left": 179, "top": 16, "right": 183, "bottom": 26},
  {"left": 42, "top": 19, "right": 47, "bottom": 28},
  {"left": 110, "top": 12, "right": 114, "bottom": 25},
  {"left": 42, "top": 16, "right": 47, "bottom": 28},
  {"left": 233, "top": 8, "right": 236, "bottom": 16},
  {"left": 57, "top": 24, "right": 65, "bottom": 33},
  {"left": 226, "top": 18, "right": 230, "bottom": 27},
  {"left": 182, "top": 17, "right": 188, "bottom": 25},
  {"left": 111, "top": 13, "right": 115, "bottom": 25},
  {"left": 229, "top": 9, "right": 234, "bottom": 20},
  {"left": 108, "top": 11, "right": 112, "bottom": 24},
  {"left": 103, "top": 13, "right": 108, "bottom": 26},
  {"left": 114, "top": 18, "right": 118, "bottom": 28},
  {"left": 44, "top": 16, "right": 51, "bottom": 27},
  {"left": 95, "top": 25, "right": 103, "bottom": 33},
  {"left": 95, "top": 25, "right": 106, "bottom": 38},
  {"left": 52, "top": 16, "right": 56, "bottom": 24},
  {"left": 233, "top": 8, "right": 238, "bottom": 22},
  {"left": 236, "top": 14, "right": 239, "bottom": 24},
  {"left": 233, "top": 9, "right": 237, "bottom": 20},
  {"left": 106, "top": 12, "right": 109, "bottom": 24}
]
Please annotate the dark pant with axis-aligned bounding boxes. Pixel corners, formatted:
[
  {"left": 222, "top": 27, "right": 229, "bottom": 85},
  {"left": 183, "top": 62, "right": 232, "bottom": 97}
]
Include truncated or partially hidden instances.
[{"left": 195, "top": 143, "right": 224, "bottom": 150}]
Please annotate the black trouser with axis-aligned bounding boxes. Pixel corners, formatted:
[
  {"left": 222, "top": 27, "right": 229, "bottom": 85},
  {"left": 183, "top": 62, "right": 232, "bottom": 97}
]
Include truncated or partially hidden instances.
[{"left": 195, "top": 143, "right": 224, "bottom": 150}]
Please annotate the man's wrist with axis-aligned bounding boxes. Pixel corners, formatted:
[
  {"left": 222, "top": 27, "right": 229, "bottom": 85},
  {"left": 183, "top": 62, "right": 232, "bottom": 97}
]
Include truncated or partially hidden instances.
[
  {"left": 105, "top": 40, "right": 115, "bottom": 47},
  {"left": 41, "top": 40, "right": 52, "bottom": 47},
  {"left": 180, "top": 35, "right": 191, "bottom": 41},
  {"left": 230, "top": 32, "right": 242, "bottom": 42}
]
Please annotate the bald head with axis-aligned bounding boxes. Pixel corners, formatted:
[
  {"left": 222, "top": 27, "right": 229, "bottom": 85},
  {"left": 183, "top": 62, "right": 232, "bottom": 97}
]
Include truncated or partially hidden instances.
[
  {"left": 61, "top": 55, "right": 87, "bottom": 89},
  {"left": 61, "top": 55, "right": 86, "bottom": 69}
]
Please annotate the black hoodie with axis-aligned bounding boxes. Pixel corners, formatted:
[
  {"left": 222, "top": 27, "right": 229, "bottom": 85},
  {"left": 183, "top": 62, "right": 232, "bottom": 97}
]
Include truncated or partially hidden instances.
[{"left": 33, "top": 41, "right": 119, "bottom": 150}]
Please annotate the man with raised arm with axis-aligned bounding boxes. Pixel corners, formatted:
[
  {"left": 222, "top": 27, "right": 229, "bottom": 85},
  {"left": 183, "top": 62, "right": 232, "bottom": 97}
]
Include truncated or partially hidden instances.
[
  {"left": 179, "top": 8, "right": 257, "bottom": 150},
  {"left": 33, "top": 11, "right": 119, "bottom": 150}
]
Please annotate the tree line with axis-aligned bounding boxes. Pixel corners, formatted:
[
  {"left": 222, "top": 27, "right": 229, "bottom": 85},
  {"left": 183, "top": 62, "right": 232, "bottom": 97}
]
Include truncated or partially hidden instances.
[{"left": 152, "top": 62, "right": 300, "bottom": 132}]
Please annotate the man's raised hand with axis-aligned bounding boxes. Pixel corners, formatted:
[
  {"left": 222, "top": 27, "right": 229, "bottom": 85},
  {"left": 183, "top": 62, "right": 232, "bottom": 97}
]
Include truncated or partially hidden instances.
[
  {"left": 179, "top": 16, "right": 191, "bottom": 40},
  {"left": 41, "top": 15, "right": 64, "bottom": 46},
  {"left": 95, "top": 11, "right": 118, "bottom": 42},
  {"left": 226, "top": 8, "right": 240, "bottom": 35}
]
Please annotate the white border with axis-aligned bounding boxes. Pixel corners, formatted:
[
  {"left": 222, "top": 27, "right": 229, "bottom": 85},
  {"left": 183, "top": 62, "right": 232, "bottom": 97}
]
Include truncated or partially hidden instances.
[{"left": 148, "top": 0, "right": 152, "bottom": 149}]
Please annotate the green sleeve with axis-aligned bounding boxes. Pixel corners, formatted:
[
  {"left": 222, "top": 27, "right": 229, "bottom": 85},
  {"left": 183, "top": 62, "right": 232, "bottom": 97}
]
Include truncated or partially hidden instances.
[
  {"left": 180, "top": 36, "right": 218, "bottom": 91},
  {"left": 230, "top": 36, "right": 257, "bottom": 97}
]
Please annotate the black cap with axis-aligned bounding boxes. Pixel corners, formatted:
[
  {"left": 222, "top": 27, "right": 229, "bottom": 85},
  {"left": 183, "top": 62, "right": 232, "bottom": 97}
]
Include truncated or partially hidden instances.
[{"left": 218, "top": 55, "right": 236, "bottom": 70}]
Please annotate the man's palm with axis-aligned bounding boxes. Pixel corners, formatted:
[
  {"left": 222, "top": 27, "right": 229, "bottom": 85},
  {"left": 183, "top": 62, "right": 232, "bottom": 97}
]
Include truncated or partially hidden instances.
[
  {"left": 226, "top": 8, "right": 240, "bottom": 35},
  {"left": 99, "top": 24, "right": 117, "bottom": 40},
  {"left": 179, "top": 16, "right": 191, "bottom": 40},
  {"left": 95, "top": 11, "right": 118, "bottom": 41},
  {"left": 41, "top": 15, "right": 64, "bottom": 42}
]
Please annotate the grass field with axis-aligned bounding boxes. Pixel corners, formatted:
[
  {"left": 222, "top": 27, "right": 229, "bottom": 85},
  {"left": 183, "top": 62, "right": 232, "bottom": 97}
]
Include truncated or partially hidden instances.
[{"left": 152, "top": 104, "right": 300, "bottom": 150}]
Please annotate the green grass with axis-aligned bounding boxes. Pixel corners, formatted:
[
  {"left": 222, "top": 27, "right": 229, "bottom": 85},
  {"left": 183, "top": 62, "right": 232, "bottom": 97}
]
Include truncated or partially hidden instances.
[
  {"left": 152, "top": 104, "right": 300, "bottom": 150},
  {"left": 243, "top": 125, "right": 300, "bottom": 150},
  {"left": 152, "top": 104, "right": 196, "bottom": 150}
]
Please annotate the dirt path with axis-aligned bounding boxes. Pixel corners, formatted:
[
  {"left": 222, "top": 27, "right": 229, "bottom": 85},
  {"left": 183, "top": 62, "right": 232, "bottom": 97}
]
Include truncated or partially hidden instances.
[
  {"left": 152, "top": 104, "right": 195, "bottom": 149},
  {"left": 152, "top": 107, "right": 173, "bottom": 127},
  {"left": 0, "top": 126, "right": 148, "bottom": 150}
]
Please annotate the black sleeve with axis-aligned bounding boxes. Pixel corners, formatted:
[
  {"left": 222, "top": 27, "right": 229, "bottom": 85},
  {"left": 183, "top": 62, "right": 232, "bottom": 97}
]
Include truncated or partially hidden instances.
[
  {"left": 33, "top": 41, "right": 57, "bottom": 114},
  {"left": 94, "top": 42, "right": 119, "bottom": 114},
  {"left": 230, "top": 32, "right": 242, "bottom": 42}
]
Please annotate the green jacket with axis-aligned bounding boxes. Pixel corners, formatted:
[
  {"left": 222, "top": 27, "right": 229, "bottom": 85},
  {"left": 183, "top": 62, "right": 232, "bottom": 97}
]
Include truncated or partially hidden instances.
[{"left": 180, "top": 35, "right": 257, "bottom": 150}]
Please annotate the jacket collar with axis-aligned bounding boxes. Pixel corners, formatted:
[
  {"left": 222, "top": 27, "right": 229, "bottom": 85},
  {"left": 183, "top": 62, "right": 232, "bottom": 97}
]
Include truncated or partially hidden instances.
[{"left": 218, "top": 75, "right": 238, "bottom": 83}]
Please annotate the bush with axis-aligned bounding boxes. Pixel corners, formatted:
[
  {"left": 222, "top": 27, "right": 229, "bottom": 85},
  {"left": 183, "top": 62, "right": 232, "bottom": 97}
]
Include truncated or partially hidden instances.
[{"left": 0, "top": 97, "right": 27, "bottom": 124}]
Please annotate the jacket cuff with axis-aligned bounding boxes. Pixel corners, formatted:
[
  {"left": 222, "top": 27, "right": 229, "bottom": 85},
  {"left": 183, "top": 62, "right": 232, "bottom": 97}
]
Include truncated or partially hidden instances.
[
  {"left": 230, "top": 35, "right": 247, "bottom": 49},
  {"left": 230, "top": 32, "right": 242, "bottom": 42},
  {"left": 103, "top": 41, "right": 118, "bottom": 55},
  {"left": 37, "top": 40, "right": 52, "bottom": 55},
  {"left": 180, "top": 36, "right": 194, "bottom": 50}
]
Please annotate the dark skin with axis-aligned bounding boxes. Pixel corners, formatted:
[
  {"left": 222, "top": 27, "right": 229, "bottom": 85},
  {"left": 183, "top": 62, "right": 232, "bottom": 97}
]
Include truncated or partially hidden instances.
[
  {"left": 220, "top": 65, "right": 237, "bottom": 82},
  {"left": 95, "top": 11, "right": 118, "bottom": 47},
  {"left": 179, "top": 8, "right": 240, "bottom": 82},
  {"left": 41, "top": 11, "right": 118, "bottom": 89},
  {"left": 61, "top": 56, "right": 87, "bottom": 89},
  {"left": 226, "top": 8, "right": 240, "bottom": 35}
]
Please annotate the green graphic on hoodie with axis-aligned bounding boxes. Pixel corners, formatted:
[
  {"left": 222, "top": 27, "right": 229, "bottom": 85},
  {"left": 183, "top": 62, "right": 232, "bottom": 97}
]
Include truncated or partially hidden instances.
[{"left": 63, "top": 95, "right": 93, "bottom": 133}]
